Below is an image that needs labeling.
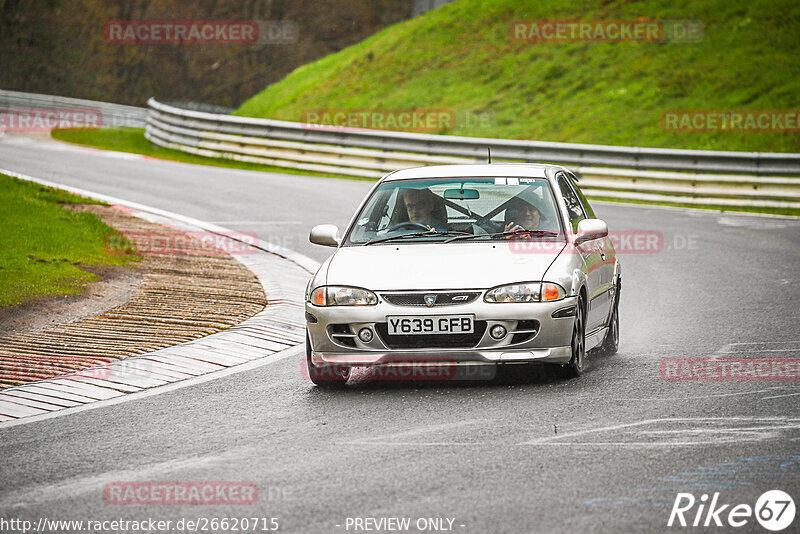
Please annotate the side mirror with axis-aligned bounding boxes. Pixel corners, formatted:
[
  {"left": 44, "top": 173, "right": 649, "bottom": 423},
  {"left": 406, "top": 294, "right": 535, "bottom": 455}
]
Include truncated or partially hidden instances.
[
  {"left": 574, "top": 219, "right": 608, "bottom": 246},
  {"left": 309, "top": 224, "right": 340, "bottom": 247}
]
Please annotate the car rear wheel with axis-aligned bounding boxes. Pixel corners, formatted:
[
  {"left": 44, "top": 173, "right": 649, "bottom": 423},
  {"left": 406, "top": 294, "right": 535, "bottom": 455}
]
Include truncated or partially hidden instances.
[
  {"left": 306, "top": 331, "right": 350, "bottom": 387},
  {"left": 562, "top": 294, "right": 586, "bottom": 378}
]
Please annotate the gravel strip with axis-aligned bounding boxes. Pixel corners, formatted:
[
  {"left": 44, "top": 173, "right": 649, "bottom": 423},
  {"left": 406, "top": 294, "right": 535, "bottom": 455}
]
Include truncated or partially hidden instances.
[{"left": 0, "top": 205, "right": 267, "bottom": 388}]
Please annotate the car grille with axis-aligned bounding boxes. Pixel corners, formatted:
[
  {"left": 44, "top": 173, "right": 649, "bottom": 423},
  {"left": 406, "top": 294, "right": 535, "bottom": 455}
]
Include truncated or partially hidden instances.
[
  {"left": 375, "top": 321, "right": 487, "bottom": 349},
  {"left": 381, "top": 292, "right": 482, "bottom": 307}
]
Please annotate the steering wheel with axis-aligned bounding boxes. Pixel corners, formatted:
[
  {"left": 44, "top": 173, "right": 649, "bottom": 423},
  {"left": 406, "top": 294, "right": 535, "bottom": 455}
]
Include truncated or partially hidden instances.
[{"left": 388, "top": 221, "right": 431, "bottom": 232}]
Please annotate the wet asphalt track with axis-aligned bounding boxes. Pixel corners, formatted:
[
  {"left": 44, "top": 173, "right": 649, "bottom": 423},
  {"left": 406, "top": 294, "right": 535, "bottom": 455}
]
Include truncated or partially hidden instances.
[{"left": 1, "top": 135, "right": 799, "bottom": 533}]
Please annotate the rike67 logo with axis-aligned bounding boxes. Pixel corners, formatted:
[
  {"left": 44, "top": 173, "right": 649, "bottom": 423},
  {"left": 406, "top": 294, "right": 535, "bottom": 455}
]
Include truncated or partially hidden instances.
[{"left": 668, "top": 490, "right": 795, "bottom": 531}]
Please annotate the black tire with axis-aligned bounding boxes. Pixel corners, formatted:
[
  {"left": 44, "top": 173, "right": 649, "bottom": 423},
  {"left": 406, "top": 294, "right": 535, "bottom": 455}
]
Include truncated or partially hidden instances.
[
  {"left": 562, "top": 294, "right": 586, "bottom": 378},
  {"left": 306, "top": 331, "right": 350, "bottom": 387},
  {"left": 597, "top": 283, "right": 620, "bottom": 357}
]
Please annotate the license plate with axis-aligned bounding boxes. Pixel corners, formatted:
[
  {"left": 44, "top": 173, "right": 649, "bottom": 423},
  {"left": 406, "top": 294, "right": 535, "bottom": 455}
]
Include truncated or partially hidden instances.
[{"left": 387, "top": 315, "right": 474, "bottom": 335}]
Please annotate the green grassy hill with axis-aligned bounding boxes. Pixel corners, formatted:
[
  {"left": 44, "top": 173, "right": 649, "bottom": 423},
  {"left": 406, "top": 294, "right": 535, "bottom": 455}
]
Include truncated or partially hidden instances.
[{"left": 235, "top": 0, "right": 800, "bottom": 152}]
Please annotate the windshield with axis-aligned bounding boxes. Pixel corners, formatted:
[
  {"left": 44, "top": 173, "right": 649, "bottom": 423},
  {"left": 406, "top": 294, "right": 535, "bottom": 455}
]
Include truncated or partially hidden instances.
[{"left": 344, "top": 177, "right": 564, "bottom": 245}]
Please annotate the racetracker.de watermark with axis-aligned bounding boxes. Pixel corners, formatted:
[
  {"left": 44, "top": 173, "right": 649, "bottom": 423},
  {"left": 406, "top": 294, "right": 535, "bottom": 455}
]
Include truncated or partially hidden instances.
[
  {"left": 104, "top": 20, "right": 298, "bottom": 45},
  {"left": 0, "top": 108, "right": 102, "bottom": 132},
  {"left": 103, "top": 482, "right": 257, "bottom": 505},
  {"left": 660, "top": 358, "right": 800, "bottom": 381},
  {"left": 509, "top": 19, "right": 703, "bottom": 43},
  {"left": 507, "top": 231, "right": 698, "bottom": 254},
  {"left": 108, "top": 231, "right": 258, "bottom": 256},
  {"left": 661, "top": 110, "right": 800, "bottom": 133},
  {"left": 300, "top": 109, "right": 494, "bottom": 133},
  {"left": 303, "top": 359, "right": 497, "bottom": 383}
]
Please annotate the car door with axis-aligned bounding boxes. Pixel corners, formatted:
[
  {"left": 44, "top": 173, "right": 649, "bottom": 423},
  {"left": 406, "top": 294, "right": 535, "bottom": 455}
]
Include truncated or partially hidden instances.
[
  {"left": 570, "top": 175, "right": 617, "bottom": 311},
  {"left": 557, "top": 173, "right": 606, "bottom": 332}
]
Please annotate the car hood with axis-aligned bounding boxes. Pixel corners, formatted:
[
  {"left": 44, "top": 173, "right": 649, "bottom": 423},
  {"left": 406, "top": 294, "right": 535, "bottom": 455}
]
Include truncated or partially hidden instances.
[{"left": 325, "top": 242, "right": 567, "bottom": 290}]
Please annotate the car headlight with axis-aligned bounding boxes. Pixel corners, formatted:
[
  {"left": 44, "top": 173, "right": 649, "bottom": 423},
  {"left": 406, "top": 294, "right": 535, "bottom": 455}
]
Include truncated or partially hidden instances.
[
  {"left": 484, "top": 282, "right": 565, "bottom": 303},
  {"left": 310, "top": 286, "right": 378, "bottom": 306}
]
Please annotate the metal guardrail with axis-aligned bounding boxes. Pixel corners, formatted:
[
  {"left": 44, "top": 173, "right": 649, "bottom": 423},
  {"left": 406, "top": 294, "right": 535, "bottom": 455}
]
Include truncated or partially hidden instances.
[
  {"left": 146, "top": 98, "right": 800, "bottom": 176},
  {"left": 0, "top": 89, "right": 147, "bottom": 128},
  {"left": 3, "top": 89, "right": 795, "bottom": 209},
  {"left": 146, "top": 98, "right": 800, "bottom": 209}
]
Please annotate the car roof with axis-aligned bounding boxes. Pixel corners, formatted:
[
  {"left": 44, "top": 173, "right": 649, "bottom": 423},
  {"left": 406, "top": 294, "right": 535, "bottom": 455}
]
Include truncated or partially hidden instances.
[{"left": 381, "top": 163, "right": 570, "bottom": 182}]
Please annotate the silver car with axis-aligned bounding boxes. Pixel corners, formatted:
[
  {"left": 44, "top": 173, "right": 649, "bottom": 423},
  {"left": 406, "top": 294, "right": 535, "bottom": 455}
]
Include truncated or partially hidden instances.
[{"left": 304, "top": 164, "right": 620, "bottom": 386}]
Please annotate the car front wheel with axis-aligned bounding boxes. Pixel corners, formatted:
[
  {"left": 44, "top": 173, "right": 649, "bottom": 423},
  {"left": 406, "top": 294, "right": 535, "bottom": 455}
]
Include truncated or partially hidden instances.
[
  {"left": 305, "top": 331, "right": 350, "bottom": 387},
  {"left": 597, "top": 283, "right": 620, "bottom": 356},
  {"left": 562, "top": 294, "right": 586, "bottom": 378}
]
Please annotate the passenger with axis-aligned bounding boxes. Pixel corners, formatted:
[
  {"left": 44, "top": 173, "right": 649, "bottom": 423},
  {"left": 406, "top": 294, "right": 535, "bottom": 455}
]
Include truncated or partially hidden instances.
[
  {"left": 504, "top": 198, "right": 542, "bottom": 232},
  {"left": 400, "top": 188, "right": 448, "bottom": 232}
]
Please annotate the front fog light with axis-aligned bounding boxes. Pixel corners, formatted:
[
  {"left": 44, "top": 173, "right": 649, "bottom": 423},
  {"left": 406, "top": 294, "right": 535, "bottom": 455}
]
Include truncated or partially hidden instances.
[
  {"left": 490, "top": 325, "right": 507, "bottom": 339},
  {"left": 358, "top": 328, "right": 374, "bottom": 342}
]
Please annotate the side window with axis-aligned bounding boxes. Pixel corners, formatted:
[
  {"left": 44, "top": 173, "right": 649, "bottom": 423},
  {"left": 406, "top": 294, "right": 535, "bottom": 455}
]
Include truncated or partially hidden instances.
[
  {"left": 379, "top": 189, "right": 399, "bottom": 230},
  {"left": 351, "top": 189, "right": 395, "bottom": 242},
  {"left": 557, "top": 174, "right": 585, "bottom": 231},
  {"left": 568, "top": 173, "right": 596, "bottom": 219}
]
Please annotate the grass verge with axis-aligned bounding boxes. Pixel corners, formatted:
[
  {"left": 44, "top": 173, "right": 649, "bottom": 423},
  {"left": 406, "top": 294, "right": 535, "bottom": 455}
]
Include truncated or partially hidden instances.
[
  {"left": 0, "top": 173, "right": 140, "bottom": 309},
  {"left": 587, "top": 196, "right": 800, "bottom": 217}
]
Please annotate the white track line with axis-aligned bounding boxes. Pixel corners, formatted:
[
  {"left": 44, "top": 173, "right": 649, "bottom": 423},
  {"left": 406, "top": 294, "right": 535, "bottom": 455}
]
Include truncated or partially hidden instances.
[{"left": 0, "top": 336, "right": 304, "bottom": 430}]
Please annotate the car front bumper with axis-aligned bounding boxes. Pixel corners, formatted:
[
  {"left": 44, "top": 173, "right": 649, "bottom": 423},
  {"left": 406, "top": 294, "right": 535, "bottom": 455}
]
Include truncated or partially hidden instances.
[{"left": 306, "top": 295, "right": 577, "bottom": 366}]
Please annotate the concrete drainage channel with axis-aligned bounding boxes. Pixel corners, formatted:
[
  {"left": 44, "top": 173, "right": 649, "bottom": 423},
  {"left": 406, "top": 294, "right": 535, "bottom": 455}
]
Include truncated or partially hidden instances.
[{"left": 0, "top": 169, "right": 320, "bottom": 427}]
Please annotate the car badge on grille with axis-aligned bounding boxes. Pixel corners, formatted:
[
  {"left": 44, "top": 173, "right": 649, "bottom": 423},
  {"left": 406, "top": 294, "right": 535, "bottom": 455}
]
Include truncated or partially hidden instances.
[
  {"left": 451, "top": 295, "right": 469, "bottom": 301},
  {"left": 424, "top": 294, "right": 437, "bottom": 307}
]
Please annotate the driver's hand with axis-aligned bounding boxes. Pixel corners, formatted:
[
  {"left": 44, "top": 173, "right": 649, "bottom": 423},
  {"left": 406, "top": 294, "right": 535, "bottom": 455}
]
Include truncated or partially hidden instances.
[
  {"left": 504, "top": 222, "right": 530, "bottom": 238},
  {"left": 425, "top": 225, "right": 436, "bottom": 232}
]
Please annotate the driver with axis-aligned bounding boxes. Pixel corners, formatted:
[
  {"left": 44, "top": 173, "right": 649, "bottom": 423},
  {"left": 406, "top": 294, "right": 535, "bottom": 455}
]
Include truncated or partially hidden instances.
[
  {"left": 401, "top": 188, "right": 447, "bottom": 232},
  {"left": 504, "top": 198, "right": 542, "bottom": 232}
]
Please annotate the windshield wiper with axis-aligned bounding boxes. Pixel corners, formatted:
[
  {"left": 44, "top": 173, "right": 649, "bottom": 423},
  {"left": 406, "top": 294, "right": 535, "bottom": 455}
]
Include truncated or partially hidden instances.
[
  {"left": 444, "top": 229, "right": 561, "bottom": 243},
  {"left": 364, "top": 230, "right": 470, "bottom": 246}
]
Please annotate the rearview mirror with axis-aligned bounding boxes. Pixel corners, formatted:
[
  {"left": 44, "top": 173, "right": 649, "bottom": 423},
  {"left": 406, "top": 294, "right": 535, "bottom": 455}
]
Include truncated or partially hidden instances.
[
  {"left": 444, "top": 188, "right": 480, "bottom": 200},
  {"left": 309, "top": 224, "right": 340, "bottom": 247},
  {"left": 574, "top": 219, "right": 608, "bottom": 245}
]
